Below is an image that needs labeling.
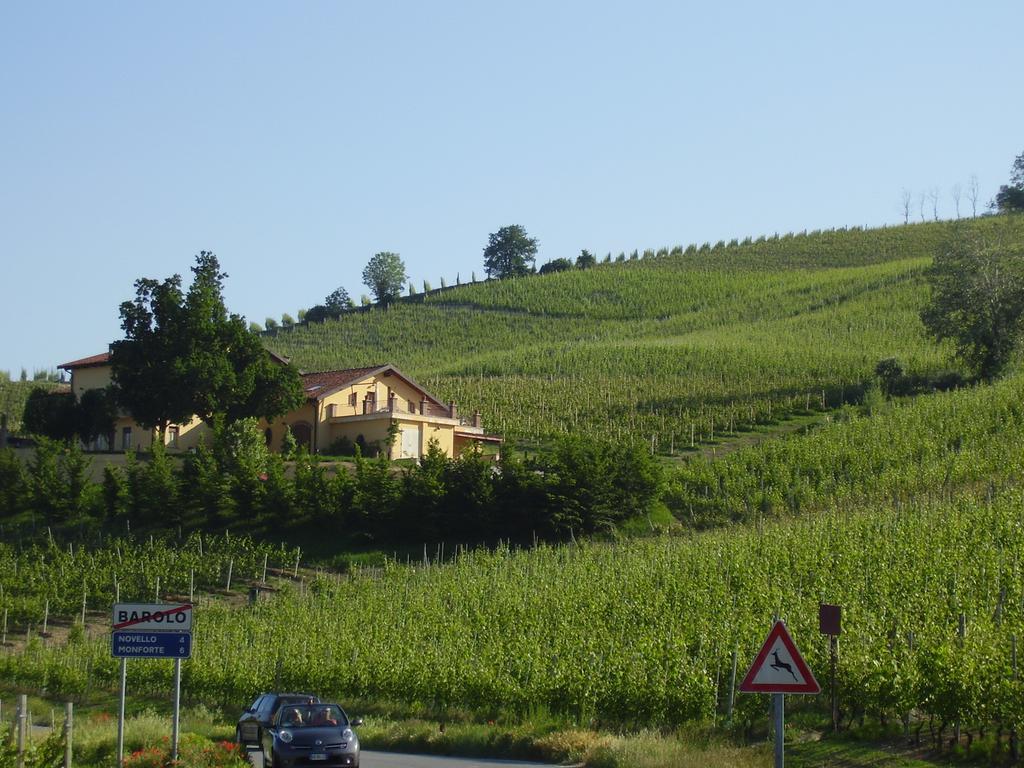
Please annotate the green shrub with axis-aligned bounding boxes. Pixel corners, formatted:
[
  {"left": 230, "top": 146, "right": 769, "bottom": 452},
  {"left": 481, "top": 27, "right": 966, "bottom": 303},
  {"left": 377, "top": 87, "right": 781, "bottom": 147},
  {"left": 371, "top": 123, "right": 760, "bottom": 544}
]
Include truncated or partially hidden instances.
[{"left": 327, "top": 435, "right": 356, "bottom": 456}]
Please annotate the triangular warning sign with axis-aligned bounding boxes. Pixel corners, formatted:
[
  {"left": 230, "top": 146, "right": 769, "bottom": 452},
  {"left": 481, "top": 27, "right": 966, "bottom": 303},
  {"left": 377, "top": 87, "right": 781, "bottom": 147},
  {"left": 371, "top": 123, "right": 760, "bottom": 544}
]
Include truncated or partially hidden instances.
[{"left": 739, "top": 620, "right": 820, "bottom": 694}]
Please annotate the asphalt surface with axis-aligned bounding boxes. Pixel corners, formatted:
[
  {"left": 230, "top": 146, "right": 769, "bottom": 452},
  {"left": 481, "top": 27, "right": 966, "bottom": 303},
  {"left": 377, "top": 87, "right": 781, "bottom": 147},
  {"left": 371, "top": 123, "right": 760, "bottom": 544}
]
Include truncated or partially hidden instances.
[
  {"left": 363, "top": 752, "right": 556, "bottom": 768},
  {"left": 248, "top": 750, "right": 554, "bottom": 768}
]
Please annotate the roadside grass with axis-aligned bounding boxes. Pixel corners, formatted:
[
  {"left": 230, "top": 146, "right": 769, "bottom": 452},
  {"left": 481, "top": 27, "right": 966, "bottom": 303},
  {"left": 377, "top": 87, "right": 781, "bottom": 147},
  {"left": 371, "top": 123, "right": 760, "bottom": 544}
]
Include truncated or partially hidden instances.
[
  {"left": 357, "top": 717, "right": 771, "bottom": 767},
  {"left": 788, "top": 735, "right": 956, "bottom": 767},
  {"left": 0, "top": 700, "right": 242, "bottom": 768},
  {"left": 0, "top": 687, "right": 972, "bottom": 768}
]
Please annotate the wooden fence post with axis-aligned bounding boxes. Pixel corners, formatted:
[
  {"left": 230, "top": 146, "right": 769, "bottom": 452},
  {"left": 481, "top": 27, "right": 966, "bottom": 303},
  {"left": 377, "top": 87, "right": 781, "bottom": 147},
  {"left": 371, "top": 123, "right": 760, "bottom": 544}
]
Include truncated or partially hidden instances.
[
  {"left": 63, "top": 702, "right": 73, "bottom": 768},
  {"left": 1012, "top": 634, "right": 1019, "bottom": 762},
  {"left": 16, "top": 694, "right": 27, "bottom": 768},
  {"left": 726, "top": 644, "right": 738, "bottom": 722},
  {"left": 955, "top": 613, "right": 966, "bottom": 746}
]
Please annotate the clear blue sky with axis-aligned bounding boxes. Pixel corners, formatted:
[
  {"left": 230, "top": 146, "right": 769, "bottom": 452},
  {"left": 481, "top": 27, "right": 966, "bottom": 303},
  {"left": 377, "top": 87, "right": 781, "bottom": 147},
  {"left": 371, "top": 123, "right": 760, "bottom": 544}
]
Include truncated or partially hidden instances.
[{"left": 1, "top": 1, "right": 1020, "bottom": 375}]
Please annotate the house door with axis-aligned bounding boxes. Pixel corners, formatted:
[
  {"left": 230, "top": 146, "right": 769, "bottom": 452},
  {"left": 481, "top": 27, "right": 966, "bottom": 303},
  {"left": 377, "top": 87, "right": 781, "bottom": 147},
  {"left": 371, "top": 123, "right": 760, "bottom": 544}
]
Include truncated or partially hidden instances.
[
  {"left": 401, "top": 426, "right": 420, "bottom": 460},
  {"left": 290, "top": 422, "right": 312, "bottom": 451}
]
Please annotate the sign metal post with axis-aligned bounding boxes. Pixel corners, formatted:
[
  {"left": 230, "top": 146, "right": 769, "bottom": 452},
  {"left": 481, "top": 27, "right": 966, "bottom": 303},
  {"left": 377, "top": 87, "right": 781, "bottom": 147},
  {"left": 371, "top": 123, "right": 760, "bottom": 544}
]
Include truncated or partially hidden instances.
[
  {"left": 773, "top": 693, "right": 784, "bottom": 768},
  {"left": 172, "top": 658, "right": 182, "bottom": 762},
  {"left": 819, "top": 603, "right": 842, "bottom": 733},
  {"left": 110, "top": 603, "right": 192, "bottom": 767},
  {"left": 116, "top": 658, "right": 126, "bottom": 768}
]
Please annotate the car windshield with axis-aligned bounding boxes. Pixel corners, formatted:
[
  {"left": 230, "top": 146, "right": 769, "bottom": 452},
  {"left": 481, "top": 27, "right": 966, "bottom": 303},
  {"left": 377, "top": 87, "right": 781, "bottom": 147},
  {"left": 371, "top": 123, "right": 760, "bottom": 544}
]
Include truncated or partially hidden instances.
[{"left": 278, "top": 704, "right": 347, "bottom": 728}]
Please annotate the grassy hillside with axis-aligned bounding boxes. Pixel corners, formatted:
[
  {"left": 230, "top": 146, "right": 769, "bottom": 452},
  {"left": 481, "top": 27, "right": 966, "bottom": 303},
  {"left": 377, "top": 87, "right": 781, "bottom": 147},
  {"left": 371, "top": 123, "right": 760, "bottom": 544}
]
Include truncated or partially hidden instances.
[{"left": 266, "top": 217, "right": 1024, "bottom": 447}]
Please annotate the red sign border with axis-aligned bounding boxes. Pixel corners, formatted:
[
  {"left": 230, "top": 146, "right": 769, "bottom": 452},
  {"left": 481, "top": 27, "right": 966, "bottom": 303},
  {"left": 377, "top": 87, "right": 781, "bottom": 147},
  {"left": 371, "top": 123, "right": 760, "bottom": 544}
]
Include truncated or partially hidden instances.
[{"left": 739, "top": 620, "right": 821, "bottom": 694}]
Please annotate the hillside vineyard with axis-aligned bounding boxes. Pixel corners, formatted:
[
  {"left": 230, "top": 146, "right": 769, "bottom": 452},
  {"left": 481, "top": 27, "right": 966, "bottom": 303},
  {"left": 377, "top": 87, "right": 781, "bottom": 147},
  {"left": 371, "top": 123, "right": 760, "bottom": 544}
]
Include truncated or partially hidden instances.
[{"left": 267, "top": 219, "right": 1022, "bottom": 450}]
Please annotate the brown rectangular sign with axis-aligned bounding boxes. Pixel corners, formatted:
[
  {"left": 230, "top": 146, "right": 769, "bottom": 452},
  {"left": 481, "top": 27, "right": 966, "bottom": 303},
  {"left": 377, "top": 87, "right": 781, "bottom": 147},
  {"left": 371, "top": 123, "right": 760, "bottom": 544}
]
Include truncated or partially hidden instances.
[{"left": 819, "top": 603, "right": 841, "bottom": 635}]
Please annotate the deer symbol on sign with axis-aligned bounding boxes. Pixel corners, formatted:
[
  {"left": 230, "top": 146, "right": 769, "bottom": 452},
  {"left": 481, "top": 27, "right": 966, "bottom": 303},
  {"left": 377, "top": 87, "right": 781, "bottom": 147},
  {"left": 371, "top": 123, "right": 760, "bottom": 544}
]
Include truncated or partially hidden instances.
[{"left": 770, "top": 650, "right": 798, "bottom": 681}]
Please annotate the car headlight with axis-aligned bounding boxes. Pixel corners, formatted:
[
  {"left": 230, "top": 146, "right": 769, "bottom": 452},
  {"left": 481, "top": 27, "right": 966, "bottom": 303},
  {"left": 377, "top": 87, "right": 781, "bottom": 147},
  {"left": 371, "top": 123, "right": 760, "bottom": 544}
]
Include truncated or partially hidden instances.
[
  {"left": 342, "top": 728, "right": 354, "bottom": 741},
  {"left": 279, "top": 729, "right": 293, "bottom": 743}
]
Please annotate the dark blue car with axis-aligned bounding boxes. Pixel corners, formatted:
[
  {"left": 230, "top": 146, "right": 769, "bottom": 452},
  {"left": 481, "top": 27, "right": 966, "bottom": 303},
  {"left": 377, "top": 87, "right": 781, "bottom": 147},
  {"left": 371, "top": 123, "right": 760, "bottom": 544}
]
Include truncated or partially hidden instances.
[{"left": 261, "top": 702, "right": 362, "bottom": 768}]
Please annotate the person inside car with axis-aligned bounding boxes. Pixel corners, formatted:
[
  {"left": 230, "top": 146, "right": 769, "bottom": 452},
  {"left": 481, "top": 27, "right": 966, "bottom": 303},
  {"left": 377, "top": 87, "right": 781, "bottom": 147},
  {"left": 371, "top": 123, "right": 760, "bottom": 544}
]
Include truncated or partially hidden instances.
[
  {"left": 311, "top": 707, "right": 338, "bottom": 727},
  {"left": 282, "top": 708, "right": 304, "bottom": 727}
]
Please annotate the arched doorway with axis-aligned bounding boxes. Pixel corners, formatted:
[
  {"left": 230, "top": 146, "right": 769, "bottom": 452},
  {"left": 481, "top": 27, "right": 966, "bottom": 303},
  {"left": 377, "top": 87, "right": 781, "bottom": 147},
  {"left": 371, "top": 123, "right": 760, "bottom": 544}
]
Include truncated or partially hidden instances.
[{"left": 289, "top": 422, "right": 312, "bottom": 451}]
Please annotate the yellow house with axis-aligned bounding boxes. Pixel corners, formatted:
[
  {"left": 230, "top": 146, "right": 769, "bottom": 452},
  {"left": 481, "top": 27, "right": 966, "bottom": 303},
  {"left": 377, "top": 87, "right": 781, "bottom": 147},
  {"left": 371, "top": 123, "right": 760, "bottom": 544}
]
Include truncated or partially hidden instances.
[
  {"left": 265, "top": 364, "right": 502, "bottom": 459},
  {"left": 58, "top": 352, "right": 212, "bottom": 452},
  {"left": 57, "top": 354, "right": 501, "bottom": 459}
]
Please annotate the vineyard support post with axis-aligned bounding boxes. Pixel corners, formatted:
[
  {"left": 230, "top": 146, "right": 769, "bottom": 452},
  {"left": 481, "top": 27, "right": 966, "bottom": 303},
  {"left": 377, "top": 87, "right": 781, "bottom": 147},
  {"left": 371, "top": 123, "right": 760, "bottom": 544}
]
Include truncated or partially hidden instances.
[
  {"left": 116, "top": 658, "right": 126, "bottom": 767},
  {"left": 955, "top": 613, "right": 966, "bottom": 746},
  {"left": 172, "top": 658, "right": 181, "bottom": 762},
  {"left": 726, "top": 645, "right": 738, "bottom": 722},
  {"left": 1012, "top": 634, "right": 1019, "bottom": 762},
  {"left": 63, "top": 702, "right": 73, "bottom": 768},
  {"left": 773, "top": 693, "right": 784, "bottom": 768},
  {"left": 16, "top": 694, "right": 27, "bottom": 768}
]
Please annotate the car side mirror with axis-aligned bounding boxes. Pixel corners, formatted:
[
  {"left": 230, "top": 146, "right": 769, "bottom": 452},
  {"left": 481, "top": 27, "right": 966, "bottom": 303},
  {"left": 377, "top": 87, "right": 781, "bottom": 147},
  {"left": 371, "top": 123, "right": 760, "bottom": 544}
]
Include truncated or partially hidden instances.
[{"left": 351, "top": 718, "right": 363, "bottom": 727}]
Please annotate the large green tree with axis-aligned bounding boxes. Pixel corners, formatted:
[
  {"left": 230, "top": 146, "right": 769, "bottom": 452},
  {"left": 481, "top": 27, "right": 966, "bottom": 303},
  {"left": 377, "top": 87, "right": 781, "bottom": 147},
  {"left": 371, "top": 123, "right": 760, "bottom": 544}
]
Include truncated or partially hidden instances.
[
  {"left": 110, "top": 252, "right": 304, "bottom": 431},
  {"left": 362, "top": 252, "right": 407, "bottom": 305},
  {"left": 22, "top": 389, "right": 78, "bottom": 442},
  {"left": 921, "top": 222, "right": 1024, "bottom": 380},
  {"left": 324, "top": 286, "right": 354, "bottom": 313},
  {"left": 483, "top": 225, "right": 538, "bottom": 279},
  {"left": 994, "top": 151, "right": 1024, "bottom": 213}
]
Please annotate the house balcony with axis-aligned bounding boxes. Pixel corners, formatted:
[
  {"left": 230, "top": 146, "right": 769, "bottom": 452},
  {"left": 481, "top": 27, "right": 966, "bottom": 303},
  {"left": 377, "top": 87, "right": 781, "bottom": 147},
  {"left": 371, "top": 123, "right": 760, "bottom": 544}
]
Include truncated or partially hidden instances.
[
  {"left": 326, "top": 400, "right": 485, "bottom": 430},
  {"left": 325, "top": 400, "right": 501, "bottom": 451}
]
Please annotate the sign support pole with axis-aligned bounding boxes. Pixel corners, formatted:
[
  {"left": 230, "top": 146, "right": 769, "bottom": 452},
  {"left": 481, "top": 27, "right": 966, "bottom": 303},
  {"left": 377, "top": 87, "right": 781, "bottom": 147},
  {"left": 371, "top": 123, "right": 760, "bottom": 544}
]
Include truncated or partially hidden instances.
[
  {"left": 830, "top": 635, "right": 838, "bottom": 732},
  {"left": 773, "top": 693, "right": 784, "bottom": 768},
  {"left": 116, "top": 658, "right": 126, "bottom": 768},
  {"left": 172, "top": 658, "right": 181, "bottom": 762}
]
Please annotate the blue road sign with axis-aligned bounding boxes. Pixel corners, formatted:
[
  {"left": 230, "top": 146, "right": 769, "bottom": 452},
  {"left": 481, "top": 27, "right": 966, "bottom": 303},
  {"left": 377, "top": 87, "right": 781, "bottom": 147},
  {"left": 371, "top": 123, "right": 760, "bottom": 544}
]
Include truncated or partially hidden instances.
[{"left": 112, "top": 630, "right": 191, "bottom": 659}]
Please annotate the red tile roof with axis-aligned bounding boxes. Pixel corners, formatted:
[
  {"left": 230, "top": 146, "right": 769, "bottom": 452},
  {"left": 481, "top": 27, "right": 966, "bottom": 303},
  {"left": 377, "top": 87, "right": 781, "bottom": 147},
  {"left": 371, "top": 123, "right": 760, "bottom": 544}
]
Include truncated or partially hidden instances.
[
  {"left": 60, "top": 350, "right": 289, "bottom": 370},
  {"left": 300, "top": 364, "right": 446, "bottom": 408},
  {"left": 59, "top": 352, "right": 110, "bottom": 369},
  {"left": 301, "top": 366, "right": 384, "bottom": 398}
]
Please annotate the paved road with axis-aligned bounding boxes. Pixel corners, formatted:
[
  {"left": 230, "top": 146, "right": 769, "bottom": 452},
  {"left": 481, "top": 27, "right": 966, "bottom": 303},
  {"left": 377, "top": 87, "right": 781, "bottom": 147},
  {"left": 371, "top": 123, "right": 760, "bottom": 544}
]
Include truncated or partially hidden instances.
[
  {"left": 363, "top": 751, "right": 555, "bottom": 768},
  {"left": 249, "top": 749, "right": 554, "bottom": 768}
]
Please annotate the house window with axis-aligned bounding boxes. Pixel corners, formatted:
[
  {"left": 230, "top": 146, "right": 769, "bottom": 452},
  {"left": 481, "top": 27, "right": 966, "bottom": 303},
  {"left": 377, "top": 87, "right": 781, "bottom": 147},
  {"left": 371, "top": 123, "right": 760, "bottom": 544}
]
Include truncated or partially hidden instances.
[
  {"left": 408, "top": 400, "right": 416, "bottom": 413},
  {"left": 121, "top": 427, "right": 132, "bottom": 451},
  {"left": 167, "top": 427, "right": 179, "bottom": 448},
  {"left": 349, "top": 392, "right": 357, "bottom": 407}
]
